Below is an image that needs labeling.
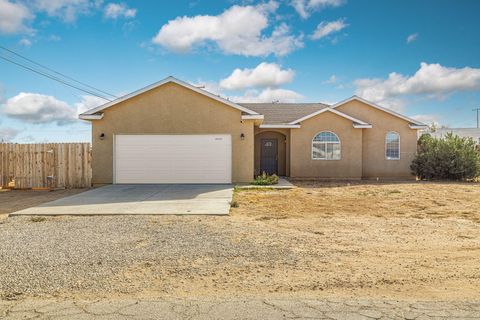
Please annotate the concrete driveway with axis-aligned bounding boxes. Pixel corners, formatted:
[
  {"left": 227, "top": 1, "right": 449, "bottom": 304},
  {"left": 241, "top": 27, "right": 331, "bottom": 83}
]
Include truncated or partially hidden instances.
[{"left": 11, "top": 184, "right": 233, "bottom": 215}]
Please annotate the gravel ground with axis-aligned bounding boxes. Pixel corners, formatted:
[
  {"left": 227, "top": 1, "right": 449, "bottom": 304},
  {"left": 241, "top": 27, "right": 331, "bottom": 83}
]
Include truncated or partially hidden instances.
[
  {"left": 0, "top": 215, "right": 299, "bottom": 299},
  {"left": 1, "top": 182, "right": 479, "bottom": 302}
]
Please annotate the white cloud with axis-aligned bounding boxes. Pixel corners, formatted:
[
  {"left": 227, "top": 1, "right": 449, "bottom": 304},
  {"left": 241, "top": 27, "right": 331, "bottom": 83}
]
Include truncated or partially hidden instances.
[
  {"left": 219, "top": 62, "right": 294, "bottom": 91},
  {"left": 291, "top": 0, "right": 345, "bottom": 19},
  {"left": 32, "top": 0, "right": 101, "bottom": 22},
  {"left": 354, "top": 63, "right": 480, "bottom": 112},
  {"left": 355, "top": 62, "right": 480, "bottom": 104},
  {"left": 0, "top": 127, "right": 20, "bottom": 142},
  {"left": 18, "top": 38, "right": 32, "bottom": 46},
  {"left": 376, "top": 98, "right": 406, "bottom": 113},
  {"left": 323, "top": 74, "right": 337, "bottom": 84},
  {"left": 48, "top": 34, "right": 62, "bottom": 41},
  {"left": 193, "top": 79, "right": 303, "bottom": 103},
  {"left": 0, "top": 0, "right": 34, "bottom": 34},
  {"left": 104, "top": 2, "right": 136, "bottom": 19},
  {"left": 2, "top": 92, "right": 77, "bottom": 125},
  {"left": 407, "top": 33, "right": 418, "bottom": 44},
  {"left": 74, "top": 95, "right": 106, "bottom": 114},
  {"left": 311, "top": 18, "right": 348, "bottom": 40},
  {"left": 152, "top": 1, "right": 303, "bottom": 57},
  {"left": 193, "top": 62, "right": 303, "bottom": 103},
  {"left": 0, "top": 0, "right": 135, "bottom": 34},
  {"left": 191, "top": 81, "right": 223, "bottom": 96},
  {"left": 19, "top": 135, "right": 35, "bottom": 142},
  {"left": 232, "top": 88, "right": 303, "bottom": 103},
  {"left": 411, "top": 114, "right": 439, "bottom": 125}
]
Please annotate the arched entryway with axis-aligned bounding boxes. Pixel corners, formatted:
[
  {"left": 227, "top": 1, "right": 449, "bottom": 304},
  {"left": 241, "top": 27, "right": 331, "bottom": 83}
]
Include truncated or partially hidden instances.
[{"left": 254, "top": 131, "right": 287, "bottom": 176}]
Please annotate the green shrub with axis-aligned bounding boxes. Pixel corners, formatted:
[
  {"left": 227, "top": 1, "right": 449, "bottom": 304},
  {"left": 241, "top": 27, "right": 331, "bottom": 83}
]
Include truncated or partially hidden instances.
[
  {"left": 251, "top": 172, "right": 279, "bottom": 185},
  {"left": 411, "top": 133, "right": 480, "bottom": 181},
  {"left": 30, "top": 216, "right": 47, "bottom": 223}
]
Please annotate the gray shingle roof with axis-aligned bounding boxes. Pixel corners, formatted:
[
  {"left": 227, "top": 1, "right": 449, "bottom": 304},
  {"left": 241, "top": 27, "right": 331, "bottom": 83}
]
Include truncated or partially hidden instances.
[{"left": 238, "top": 103, "right": 330, "bottom": 125}]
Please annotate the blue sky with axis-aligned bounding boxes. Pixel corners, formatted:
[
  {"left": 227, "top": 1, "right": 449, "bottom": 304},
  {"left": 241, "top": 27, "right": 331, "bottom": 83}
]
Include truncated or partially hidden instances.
[{"left": 1, "top": 0, "right": 479, "bottom": 142}]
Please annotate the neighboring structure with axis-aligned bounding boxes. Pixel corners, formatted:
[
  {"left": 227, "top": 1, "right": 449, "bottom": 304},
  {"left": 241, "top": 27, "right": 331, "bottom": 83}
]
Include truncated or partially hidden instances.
[
  {"left": 427, "top": 128, "right": 480, "bottom": 145},
  {"left": 79, "top": 77, "right": 427, "bottom": 184}
]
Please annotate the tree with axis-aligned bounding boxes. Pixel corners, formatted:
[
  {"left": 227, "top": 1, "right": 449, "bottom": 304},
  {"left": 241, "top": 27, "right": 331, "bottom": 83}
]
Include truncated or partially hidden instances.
[{"left": 411, "top": 133, "right": 480, "bottom": 180}]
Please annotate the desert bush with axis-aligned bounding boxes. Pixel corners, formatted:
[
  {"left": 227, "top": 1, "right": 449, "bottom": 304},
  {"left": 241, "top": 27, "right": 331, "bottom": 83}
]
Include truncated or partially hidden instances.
[
  {"left": 30, "top": 216, "right": 47, "bottom": 222},
  {"left": 411, "top": 133, "right": 480, "bottom": 180},
  {"left": 251, "top": 172, "right": 279, "bottom": 185}
]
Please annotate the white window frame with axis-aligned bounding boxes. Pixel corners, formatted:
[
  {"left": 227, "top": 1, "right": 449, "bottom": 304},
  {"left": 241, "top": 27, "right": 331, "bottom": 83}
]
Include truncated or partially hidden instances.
[
  {"left": 385, "top": 131, "right": 400, "bottom": 160},
  {"left": 312, "top": 131, "right": 341, "bottom": 161}
]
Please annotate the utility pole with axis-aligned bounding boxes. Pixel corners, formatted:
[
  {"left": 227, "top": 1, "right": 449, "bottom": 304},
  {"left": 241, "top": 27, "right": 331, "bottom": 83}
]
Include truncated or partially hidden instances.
[{"left": 474, "top": 107, "right": 480, "bottom": 128}]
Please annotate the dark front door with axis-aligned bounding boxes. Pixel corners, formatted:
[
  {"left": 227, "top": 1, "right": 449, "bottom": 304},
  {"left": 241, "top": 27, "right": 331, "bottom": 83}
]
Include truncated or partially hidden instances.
[{"left": 260, "top": 139, "right": 278, "bottom": 175}]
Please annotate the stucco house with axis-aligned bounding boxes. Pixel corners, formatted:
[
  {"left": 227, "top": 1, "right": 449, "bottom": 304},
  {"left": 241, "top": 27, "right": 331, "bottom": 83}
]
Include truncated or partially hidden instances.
[{"left": 79, "top": 76, "right": 427, "bottom": 184}]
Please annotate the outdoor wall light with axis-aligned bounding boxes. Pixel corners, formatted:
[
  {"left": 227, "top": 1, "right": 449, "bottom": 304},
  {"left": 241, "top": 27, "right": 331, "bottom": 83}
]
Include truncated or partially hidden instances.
[
  {"left": 99, "top": 133, "right": 106, "bottom": 140},
  {"left": 240, "top": 133, "right": 245, "bottom": 140}
]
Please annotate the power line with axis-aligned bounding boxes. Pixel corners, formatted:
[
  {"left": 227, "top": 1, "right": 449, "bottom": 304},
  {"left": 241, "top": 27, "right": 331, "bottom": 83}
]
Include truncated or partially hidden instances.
[
  {"left": 0, "top": 45, "right": 118, "bottom": 99},
  {"left": 0, "top": 55, "right": 112, "bottom": 101}
]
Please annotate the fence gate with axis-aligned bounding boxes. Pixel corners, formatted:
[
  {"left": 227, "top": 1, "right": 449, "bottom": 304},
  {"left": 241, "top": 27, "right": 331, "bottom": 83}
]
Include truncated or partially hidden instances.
[{"left": 0, "top": 143, "right": 91, "bottom": 189}]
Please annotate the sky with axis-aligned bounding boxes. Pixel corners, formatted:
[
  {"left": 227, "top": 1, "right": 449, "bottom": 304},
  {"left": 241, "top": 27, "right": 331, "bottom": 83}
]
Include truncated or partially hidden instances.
[{"left": 0, "top": 0, "right": 479, "bottom": 143}]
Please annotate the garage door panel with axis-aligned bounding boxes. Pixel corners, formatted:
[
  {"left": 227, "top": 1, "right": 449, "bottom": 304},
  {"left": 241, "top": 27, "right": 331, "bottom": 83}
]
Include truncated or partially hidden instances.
[{"left": 115, "top": 135, "right": 231, "bottom": 184}]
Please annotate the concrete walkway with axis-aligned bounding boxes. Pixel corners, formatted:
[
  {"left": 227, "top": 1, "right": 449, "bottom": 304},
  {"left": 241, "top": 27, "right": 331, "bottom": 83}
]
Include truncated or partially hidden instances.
[
  {"left": 1, "top": 298, "right": 479, "bottom": 319},
  {"left": 10, "top": 184, "right": 233, "bottom": 215}
]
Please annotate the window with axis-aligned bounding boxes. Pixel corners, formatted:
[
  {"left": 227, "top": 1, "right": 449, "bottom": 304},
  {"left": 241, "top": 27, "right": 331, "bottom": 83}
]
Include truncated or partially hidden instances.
[
  {"left": 386, "top": 131, "right": 400, "bottom": 160},
  {"left": 312, "top": 131, "right": 341, "bottom": 160}
]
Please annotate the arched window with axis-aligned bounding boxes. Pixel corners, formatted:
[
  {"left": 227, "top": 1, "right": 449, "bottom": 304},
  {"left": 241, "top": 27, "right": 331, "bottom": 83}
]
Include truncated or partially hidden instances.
[
  {"left": 312, "top": 131, "right": 341, "bottom": 160},
  {"left": 386, "top": 131, "right": 400, "bottom": 160}
]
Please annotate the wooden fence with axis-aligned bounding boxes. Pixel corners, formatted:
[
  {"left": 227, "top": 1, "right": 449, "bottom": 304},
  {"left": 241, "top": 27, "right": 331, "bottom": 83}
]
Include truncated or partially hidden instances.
[{"left": 0, "top": 143, "right": 91, "bottom": 189}]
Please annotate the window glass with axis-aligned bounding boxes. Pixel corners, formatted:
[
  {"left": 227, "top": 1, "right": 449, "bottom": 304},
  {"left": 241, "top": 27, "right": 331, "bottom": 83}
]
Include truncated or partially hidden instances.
[
  {"left": 312, "top": 131, "right": 340, "bottom": 160},
  {"left": 386, "top": 132, "right": 400, "bottom": 160}
]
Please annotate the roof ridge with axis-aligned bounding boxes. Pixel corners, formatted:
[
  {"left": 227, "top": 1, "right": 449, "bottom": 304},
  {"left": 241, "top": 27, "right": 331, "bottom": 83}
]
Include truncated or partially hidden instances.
[
  {"left": 79, "top": 76, "right": 260, "bottom": 117},
  {"left": 238, "top": 102, "right": 329, "bottom": 105}
]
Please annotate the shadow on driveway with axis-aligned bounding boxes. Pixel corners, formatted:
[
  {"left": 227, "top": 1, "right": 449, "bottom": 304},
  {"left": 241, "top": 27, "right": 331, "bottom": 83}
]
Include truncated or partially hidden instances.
[{"left": 10, "top": 184, "right": 233, "bottom": 215}]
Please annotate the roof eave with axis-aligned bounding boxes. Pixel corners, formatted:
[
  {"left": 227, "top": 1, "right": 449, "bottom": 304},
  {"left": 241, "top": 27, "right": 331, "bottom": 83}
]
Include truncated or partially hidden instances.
[
  {"left": 288, "top": 107, "right": 370, "bottom": 126},
  {"left": 79, "top": 113, "right": 104, "bottom": 120},
  {"left": 409, "top": 124, "right": 429, "bottom": 129},
  {"left": 259, "top": 124, "right": 301, "bottom": 129},
  {"left": 353, "top": 124, "right": 372, "bottom": 129},
  {"left": 242, "top": 114, "right": 264, "bottom": 120}
]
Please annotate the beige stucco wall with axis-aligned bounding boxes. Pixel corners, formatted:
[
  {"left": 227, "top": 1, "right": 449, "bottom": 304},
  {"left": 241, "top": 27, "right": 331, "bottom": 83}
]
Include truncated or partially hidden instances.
[
  {"left": 91, "top": 82, "right": 254, "bottom": 184},
  {"left": 254, "top": 129, "right": 288, "bottom": 176},
  {"left": 290, "top": 111, "right": 363, "bottom": 179},
  {"left": 336, "top": 100, "right": 418, "bottom": 178}
]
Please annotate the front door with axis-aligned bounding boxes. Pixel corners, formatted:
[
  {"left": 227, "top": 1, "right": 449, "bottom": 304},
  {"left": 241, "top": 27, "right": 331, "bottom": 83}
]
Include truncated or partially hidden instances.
[{"left": 260, "top": 139, "right": 278, "bottom": 175}]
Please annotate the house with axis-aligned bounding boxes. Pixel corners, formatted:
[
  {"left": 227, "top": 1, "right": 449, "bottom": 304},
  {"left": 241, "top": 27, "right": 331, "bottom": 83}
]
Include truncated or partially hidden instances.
[
  {"left": 427, "top": 128, "right": 480, "bottom": 145},
  {"left": 79, "top": 76, "right": 427, "bottom": 184}
]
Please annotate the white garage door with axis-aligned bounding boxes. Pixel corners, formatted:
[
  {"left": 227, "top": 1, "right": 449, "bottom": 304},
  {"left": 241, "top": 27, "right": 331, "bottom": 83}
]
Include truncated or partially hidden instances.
[{"left": 114, "top": 135, "right": 232, "bottom": 184}]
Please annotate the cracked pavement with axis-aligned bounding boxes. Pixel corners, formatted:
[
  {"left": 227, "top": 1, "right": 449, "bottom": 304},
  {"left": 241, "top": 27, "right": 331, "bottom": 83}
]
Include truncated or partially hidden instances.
[{"left": 1, "top": 298, "right": 480, "bottom": 319}]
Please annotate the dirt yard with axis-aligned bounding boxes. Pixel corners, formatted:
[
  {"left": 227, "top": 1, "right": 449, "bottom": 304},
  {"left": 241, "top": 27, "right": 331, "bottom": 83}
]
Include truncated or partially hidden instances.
[{"left": 0, "top": 182, "right": 479, "bottom": 302}]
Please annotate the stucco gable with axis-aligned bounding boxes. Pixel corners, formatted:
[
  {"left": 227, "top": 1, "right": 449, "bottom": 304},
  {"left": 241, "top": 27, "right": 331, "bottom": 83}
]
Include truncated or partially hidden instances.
[
  {"left": 332, "top": 96, "right": 427, "bottom": 129},
  {"left": 288, "top": 107, "right": 372, "bottom": 129},
  {"left": 79, "top": 76, "right": 260, "bottom": 120}
]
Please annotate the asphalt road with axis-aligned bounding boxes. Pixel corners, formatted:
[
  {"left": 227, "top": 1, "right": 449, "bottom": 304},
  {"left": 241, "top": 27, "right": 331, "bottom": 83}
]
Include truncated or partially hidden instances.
[{"left": 1, "top": 298, "right": 480, "bottom": 319}]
